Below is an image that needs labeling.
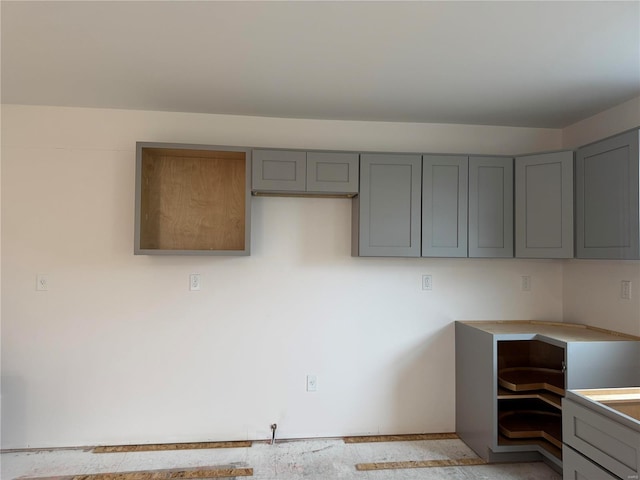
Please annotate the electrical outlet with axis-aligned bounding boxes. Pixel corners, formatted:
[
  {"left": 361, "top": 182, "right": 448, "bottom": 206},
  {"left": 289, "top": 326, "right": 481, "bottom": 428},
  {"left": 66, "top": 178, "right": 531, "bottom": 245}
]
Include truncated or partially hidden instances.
[
  {"left": 521, "top": 275, "right": 531, "bottom": 292},
  {"left": 621, "top": 280, "right": 632, "bottom": 300},
  {"left": 190, "top": 274, "right": 201, "bottom": 291},
  {"left": 36, "top": 274, "right": 49, "bottom": 291},
  {"left": 306, "top": 375, "right": 317, "bottom": 392},
  {"left": 422, "top": 275, "right": 432, "bottom": 291}
]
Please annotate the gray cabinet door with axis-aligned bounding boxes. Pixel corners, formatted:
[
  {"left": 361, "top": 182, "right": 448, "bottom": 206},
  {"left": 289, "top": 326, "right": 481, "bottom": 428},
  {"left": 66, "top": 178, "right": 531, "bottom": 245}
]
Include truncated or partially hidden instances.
[
  {"left": 563, "top": 398, "right": 639, "bottom": 480},
  {"left": 576, "top": 129, "right": 639, "bottom": 259},
  {"left": 563, "top": 446, "right": 619, "bottom": 480},
  {"left": 515, "top": 151, "right": 574, "bottom": 258},
  {"left": 306, "top": 152, "right": 359, "bottom": 194},
  {"left": 422, "top": 155, "right": 468, "bottom": 257},
  {"left": 469, "top": 156, "right": 514, "bottom": 258},
  {"left": 252, "top": 149, "right": 306, "bottom": 192},
  {"left": 354, "top": 153, "right": 421, "bottom": 257}
]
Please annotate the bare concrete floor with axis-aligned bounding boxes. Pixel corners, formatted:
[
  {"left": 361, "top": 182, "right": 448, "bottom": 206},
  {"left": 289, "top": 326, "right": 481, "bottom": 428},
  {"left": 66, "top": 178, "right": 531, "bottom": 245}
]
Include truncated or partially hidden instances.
[{"left": 2, "top": 438, "right": 561, "bottom": 480}]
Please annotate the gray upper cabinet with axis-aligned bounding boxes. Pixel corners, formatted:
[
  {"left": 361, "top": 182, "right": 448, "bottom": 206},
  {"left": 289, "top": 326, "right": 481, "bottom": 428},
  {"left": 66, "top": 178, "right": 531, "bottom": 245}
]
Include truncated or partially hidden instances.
[
  {"left": 515, "top": 151, "right": 574, "bottom": 258},
  {"left": 576, "top": 128, "right": 640, "bottom": 259},
  {"left": 468, "top": 156, "right": 514, "bottom": 258},
  {"left": 252, "top": 149, "right": 358, "bottom": 195},
  {"left": 422, "top": 155, "right": 468, "bottom": 257},
  {"left": 353, "top": 153, "right": 422, "bottom": 257},
  {"left": 306, "top": 152, "right": 359, "bottom": 194},
  {"left": 252, "top": 149, "right": 306, "bottom": 192}
]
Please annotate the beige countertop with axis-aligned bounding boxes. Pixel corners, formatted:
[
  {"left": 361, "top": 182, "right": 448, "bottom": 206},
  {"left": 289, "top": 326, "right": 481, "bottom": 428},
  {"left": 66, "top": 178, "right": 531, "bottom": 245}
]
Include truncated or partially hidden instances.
[
  {"left": 459, "top": 320, "right": 640, "bottom": 342},
  {"left": 567, "top": 387, "right": 640, "bottom": 428}
]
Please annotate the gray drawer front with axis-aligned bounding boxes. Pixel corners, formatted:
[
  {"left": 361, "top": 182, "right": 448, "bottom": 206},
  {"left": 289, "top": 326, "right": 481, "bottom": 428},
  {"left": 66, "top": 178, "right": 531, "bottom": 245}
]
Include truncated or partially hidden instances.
[
  {"left": 563, "top": 445, "right": 619, "bottom": 480},
  {"left": 252, "top": 149, "right": 306, "bottom": 191},
  {"left": 306, "top": 152, "right": 359, "bottom": 193},
  {"left": 563, "top": 398, "right": 639, "bottom": 480}
]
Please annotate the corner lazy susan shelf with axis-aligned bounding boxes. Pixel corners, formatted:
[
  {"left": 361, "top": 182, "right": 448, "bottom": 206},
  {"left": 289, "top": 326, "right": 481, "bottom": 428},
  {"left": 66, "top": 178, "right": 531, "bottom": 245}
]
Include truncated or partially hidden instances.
[
  {"left": 455, "top": 320, "right": 640, "bottom": 470},
  {"left": 134, "top": 142, "right": 251, "bottom": 255}
]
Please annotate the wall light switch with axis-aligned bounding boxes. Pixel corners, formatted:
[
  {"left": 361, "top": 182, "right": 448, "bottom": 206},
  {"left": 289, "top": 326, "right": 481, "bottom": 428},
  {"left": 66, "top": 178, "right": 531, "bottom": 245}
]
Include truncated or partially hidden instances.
[
  {"left": 621, "top": 280, "right": 632, "bottom": 300},
  {"left": 36, "top": 274, "right": 49, "bottom": 291},
  {"left": 306, "top": 375, "right": 317, "bottom": 392},
  {"left": 190, "top": 274, "right": 201, "bottom": 291}
]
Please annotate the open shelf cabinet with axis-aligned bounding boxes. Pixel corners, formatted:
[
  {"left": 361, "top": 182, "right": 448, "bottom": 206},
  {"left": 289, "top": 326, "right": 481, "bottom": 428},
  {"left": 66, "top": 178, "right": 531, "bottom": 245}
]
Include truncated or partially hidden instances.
[
  {"left": 135, "top": 143, "right": 251, "bottom": 255},
  {"left": 455, "top": 321, "right": 640, "bottom": 471},
  {"left": 496, "top": 340, "right": 564, "bottom": 460}
]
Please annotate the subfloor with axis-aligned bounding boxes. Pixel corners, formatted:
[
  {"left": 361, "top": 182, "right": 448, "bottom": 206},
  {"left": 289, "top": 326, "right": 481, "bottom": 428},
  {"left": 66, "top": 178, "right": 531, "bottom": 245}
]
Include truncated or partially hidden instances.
[{"left": 2, "top": 437, "right": 561, "bottom": 480}]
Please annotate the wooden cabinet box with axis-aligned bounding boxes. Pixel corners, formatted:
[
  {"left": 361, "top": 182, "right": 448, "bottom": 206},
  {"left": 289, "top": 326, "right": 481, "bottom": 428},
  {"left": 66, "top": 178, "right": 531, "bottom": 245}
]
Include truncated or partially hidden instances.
[
  {"left": 575, "top": 128, "right": 640, "bottom": 259},
  {"left": 515, "top": 151, "right": 574, "bottom": 258},
  {"left": 252, "top": 149, "right": 358, "bottom": 195},
  {"left": 135, "top": 142, "right": 251, "bottom": 255}
]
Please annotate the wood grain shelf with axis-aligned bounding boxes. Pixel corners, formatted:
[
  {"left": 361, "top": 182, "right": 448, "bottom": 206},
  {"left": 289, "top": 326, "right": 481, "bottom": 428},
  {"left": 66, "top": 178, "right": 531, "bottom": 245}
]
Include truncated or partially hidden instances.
[
  {"left": 135, "top": 143, "right": 251, "bottom": 255},
  {"left": 497, "top": 433, "right": 562, "bottom": 460},
  {"left": 498, "top": 410, "right": 562, "bottom": 449},
  {"left": 498, "top": 367, "right": 565, "bottom": 396},
  {"left": 497, "top": 388, "right": 562, "bottom": 409}
]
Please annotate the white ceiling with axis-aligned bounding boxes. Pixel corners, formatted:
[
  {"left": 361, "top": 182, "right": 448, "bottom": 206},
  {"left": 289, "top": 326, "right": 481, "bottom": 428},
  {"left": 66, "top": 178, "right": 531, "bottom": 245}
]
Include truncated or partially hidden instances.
[{"left": 2, "top": 1, "right": 639, "bottom": 128}]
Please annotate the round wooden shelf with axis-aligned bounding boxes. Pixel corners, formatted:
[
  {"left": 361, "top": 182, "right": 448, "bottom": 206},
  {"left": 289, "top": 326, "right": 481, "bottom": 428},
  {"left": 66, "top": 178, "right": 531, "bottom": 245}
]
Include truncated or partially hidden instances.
[
  {"left": 498, "top": 410, "right": 562, "bottom": 449},
  {"left": 498, "top": 367, "right": 565, "bottom": 396}
]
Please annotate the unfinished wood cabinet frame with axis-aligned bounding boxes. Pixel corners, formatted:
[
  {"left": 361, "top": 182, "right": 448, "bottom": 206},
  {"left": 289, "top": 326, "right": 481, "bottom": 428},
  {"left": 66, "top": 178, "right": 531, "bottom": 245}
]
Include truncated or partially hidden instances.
[{"left": 135, "top": 142, "right": 251, "bottom": 255}]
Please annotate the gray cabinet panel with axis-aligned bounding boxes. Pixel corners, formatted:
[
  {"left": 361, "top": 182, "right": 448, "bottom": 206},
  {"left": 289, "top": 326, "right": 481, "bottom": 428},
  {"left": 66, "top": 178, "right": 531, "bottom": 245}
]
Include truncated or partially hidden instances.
[
  {"left": 515, "top": 151, "right": 574, "bottom": 258},
  {"left": 355, "top": 153, "right": 421, "bottom": 257},
  {"left": 455, "top": 321, "right": 640, "bottom": 470},
  {"left": 563, "top": 398, "right": 639, "bottom": 480},
  {"left": 455, "top": 322, "right": 495, "bottom": 462},
  {"left": 306, "top": 152, "right": 359, "bottom": 193},
  {"left": 563, "top": 445, "right": 619, "bottom": 480},
  {"left": 252, "top": 149, "right": 306, "bottom": 192},
  {"left": 422, "top": 155, "right": 468, "bottom": 257},
  {"left": 469, "top": 157, "right": 514, "bottom": 257},
  {"left": 567, "top": 342, "right": 640, "bottom": 389},
  {"left": 576, "top": 129, "right": 640, "bottom": 259}
]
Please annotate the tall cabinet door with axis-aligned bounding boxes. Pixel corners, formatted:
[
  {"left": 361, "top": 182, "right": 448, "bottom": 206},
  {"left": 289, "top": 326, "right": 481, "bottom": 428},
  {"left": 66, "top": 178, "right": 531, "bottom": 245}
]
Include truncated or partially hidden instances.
[
  {"left": 354, "top": 154, "right": 422, "bottom": 257},
  {"left": 422, "top": 155, "right": 468, "bottom": 257},
  {"left": 515, "top": 151, "right": 574, "bottom": 258},
  {"left": 576, "top": 129, "right": 639, "bottom": 259},
  {"left": 469, "top": 156, "right": 514, "bottom": 258}
]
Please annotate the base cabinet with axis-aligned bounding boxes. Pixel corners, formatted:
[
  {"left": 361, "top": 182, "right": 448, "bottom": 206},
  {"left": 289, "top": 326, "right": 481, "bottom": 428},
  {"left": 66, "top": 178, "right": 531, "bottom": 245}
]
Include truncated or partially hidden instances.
[
  {"left": 563, "top": 394, "right": 640, "bottom": 480},
  {"left": 455, "top": 321, "right": 640, "bottom": 469},
  {"left": 563, "top": 445, "right": 619, "bottom": 480}
]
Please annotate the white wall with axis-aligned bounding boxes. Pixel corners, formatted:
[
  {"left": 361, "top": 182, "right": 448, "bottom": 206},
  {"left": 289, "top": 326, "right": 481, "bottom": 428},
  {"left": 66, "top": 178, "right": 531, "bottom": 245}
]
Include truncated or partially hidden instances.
[
  {"left": 1, "top": 105, "right": 565, "bottom": 449},
  {"left": 561, "top": 95, "right": 640, "bottom": 337},
  {"left": 562, "top": 95, "right": 640, "bottom": 149}
]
